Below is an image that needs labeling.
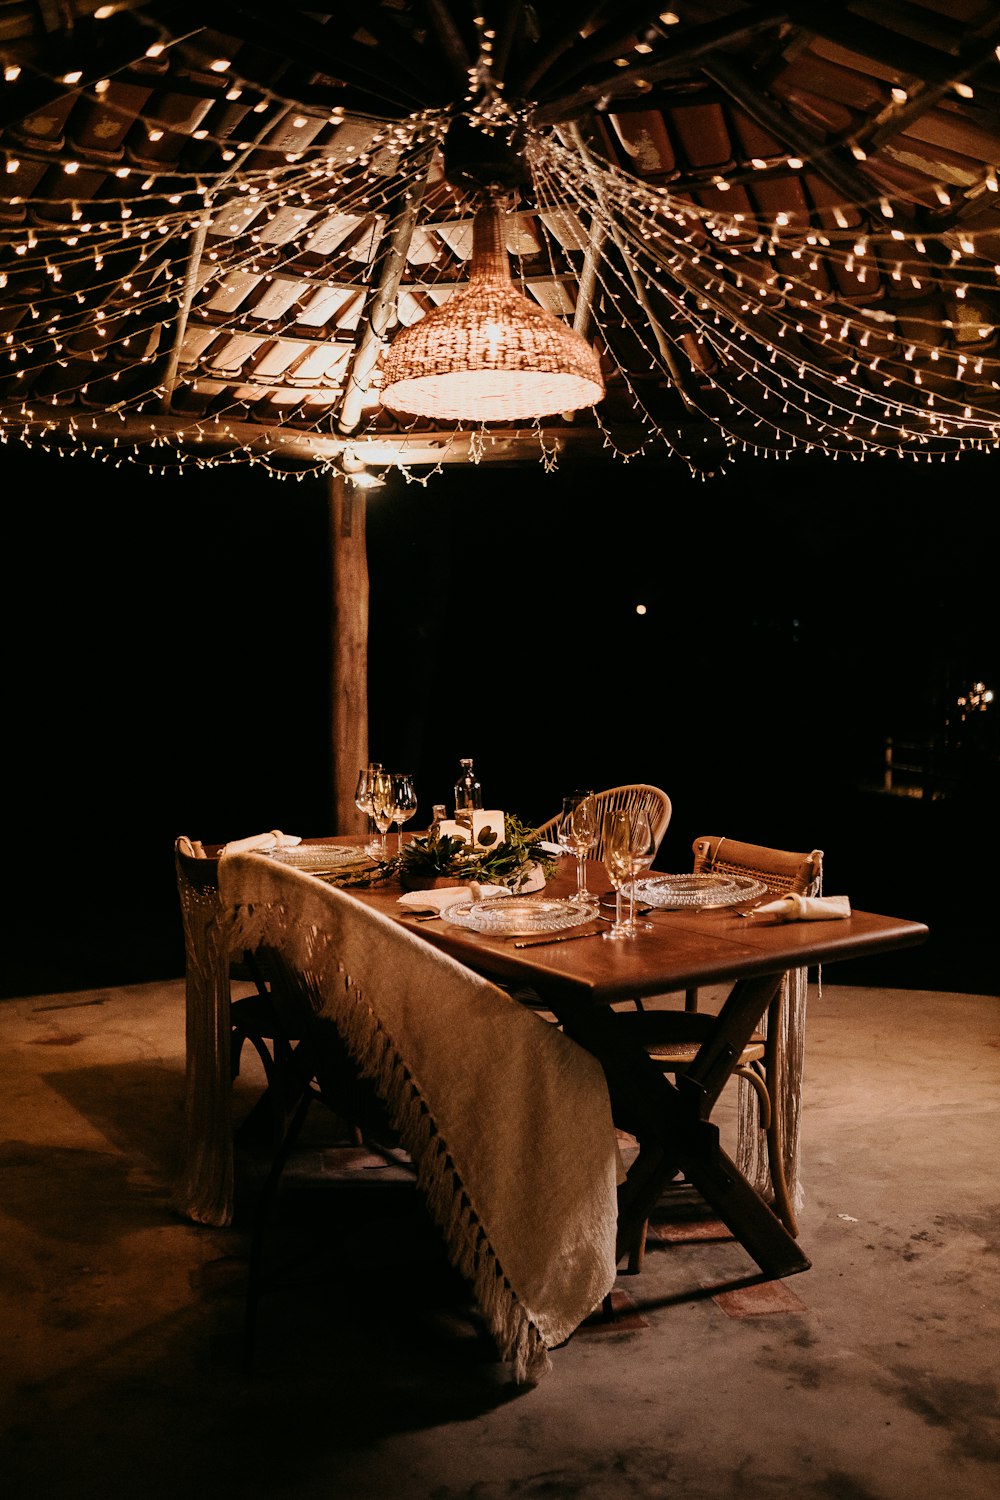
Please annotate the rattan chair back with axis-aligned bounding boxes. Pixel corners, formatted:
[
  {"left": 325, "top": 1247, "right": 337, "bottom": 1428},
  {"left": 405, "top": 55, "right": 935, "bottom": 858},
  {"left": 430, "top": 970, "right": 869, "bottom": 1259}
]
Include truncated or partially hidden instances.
[
  {"left": 691, "top": 835, "right": 822, "bottom": 897},
  {"left": 535, "top": 784, "right": 672, "bottom": 863}
]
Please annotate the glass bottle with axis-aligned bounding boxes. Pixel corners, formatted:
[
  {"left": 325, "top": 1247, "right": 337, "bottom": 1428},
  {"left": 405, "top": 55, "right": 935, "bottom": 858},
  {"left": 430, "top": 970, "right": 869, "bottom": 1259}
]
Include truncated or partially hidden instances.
[{"left": 453, "top": 757, "right": 483, "bottom": 826}]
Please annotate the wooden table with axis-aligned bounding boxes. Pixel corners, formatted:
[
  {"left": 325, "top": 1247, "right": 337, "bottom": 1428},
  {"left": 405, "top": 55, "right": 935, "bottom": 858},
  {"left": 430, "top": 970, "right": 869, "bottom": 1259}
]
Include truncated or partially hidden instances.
[
  {"left": 346, "top": 846, "right": 929, "bottom": 1279},
  {"left": 177, "top": 836, "right": 927, "bottom": 1279}
]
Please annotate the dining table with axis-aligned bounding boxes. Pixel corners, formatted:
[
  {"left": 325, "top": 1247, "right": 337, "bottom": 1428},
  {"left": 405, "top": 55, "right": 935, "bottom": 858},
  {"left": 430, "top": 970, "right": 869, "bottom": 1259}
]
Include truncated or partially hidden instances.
[
  {"left": 173, "top": 831, "right": 928, "bottom": 1376},
  {"left": 338, "top": 842, "right": 929, "bottom": 1281}
]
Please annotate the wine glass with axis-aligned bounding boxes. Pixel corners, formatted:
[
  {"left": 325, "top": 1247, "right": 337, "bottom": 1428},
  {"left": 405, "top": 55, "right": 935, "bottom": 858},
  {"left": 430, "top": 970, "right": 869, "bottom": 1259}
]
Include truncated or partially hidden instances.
[
  {"left": 390, "top": 771, "right": 418, "bottom": 857},
  {"left": 354, "top": 762, "right": 383, "bottom": 856},
  {"left": 569, "top": 794, "right": 598, "bottom": 904},
  {"left": 370, "top": 768, "right": 395, "bottom": 861},
  {"left": 556, "top": 794, "right": 583, "bottom": 861},
  {"left": 602, "top": 810, "right": 633, "bottom": 940},
  {"left": 624, "top": 807, "right": 655, "bottom": 933}
]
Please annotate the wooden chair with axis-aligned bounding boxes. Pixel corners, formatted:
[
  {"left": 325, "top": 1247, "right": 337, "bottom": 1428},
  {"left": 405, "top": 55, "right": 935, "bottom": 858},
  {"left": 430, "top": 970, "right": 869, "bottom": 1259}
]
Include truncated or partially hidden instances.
[
  {"left": 534, "top": 784, "right": 672, "bottom": 862},
  {"left": 174, "top": 838, "right": 308, "bottom": 1149},
  {"left": 174, "top": 842, "right": 406, "bottom": 1358},
  {"left": 617, "top": 835, "right": 823, "bottom": 1270}
]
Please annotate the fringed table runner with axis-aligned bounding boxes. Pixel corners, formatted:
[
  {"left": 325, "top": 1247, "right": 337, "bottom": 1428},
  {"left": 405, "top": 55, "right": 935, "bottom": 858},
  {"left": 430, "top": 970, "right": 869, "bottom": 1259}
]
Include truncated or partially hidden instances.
[{"left": 218, "top": 851, "right": 620, "bottom": 1383}]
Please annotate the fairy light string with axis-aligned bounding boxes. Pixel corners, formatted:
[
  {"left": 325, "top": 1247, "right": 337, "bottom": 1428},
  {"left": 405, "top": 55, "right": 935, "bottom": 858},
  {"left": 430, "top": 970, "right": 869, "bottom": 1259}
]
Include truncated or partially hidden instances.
[{"left": 3, "top": 12, "right": 1000, "bottom": 478}]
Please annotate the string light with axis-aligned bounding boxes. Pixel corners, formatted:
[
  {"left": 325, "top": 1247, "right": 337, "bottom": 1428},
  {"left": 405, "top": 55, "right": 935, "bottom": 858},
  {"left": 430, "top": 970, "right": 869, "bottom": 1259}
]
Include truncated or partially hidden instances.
[{"left": 1, "top": 29, "right": 999, "bottom": 480}]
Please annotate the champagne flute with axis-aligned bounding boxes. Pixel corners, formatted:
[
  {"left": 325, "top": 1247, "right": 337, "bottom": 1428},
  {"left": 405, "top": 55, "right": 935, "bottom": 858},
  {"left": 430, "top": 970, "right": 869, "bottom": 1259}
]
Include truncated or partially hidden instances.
[
  {"left": 556, "top": 794, "right": 582, "bottom": 861},
  {"left": 624, "top": 807, "right": 655, "bottom": 934},
  {"left": 354, "top": 762, "right": 383, "bottom": 856},
  {"left": 602, "top": 809, "right": 633, "bottom": 941},
  {"left": 370, "top": 768, "right": 395, "bottom": 861},
  {"left": 569, "top": 793, "right": 598, "bottom": 904},
  {"left": 557, "top": 790, "right": 595, "bottom": 895},
  {"left": 390, "top": 771, "right": 418, "bottom": 857}
]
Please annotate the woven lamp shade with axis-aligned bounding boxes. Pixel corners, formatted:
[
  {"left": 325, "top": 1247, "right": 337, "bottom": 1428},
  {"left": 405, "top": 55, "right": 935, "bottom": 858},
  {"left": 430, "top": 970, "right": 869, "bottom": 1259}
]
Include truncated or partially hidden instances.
[{"left": 380, "top": 202, "right": 605, "bottom": 422}]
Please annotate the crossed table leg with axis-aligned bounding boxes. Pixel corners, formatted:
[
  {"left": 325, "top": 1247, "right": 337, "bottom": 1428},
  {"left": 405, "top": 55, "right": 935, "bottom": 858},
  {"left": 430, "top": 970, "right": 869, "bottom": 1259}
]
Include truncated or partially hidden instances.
[{"left": 547, "top": 970, "right": 812, "bottom": 1281}]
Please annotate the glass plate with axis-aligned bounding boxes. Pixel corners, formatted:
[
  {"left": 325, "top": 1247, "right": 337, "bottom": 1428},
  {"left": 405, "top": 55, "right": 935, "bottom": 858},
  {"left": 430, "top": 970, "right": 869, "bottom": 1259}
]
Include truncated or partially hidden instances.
[
  {"left": 265, "top": 844, "right": 370, "bottom": 871},
  {"left": 440, "top": 897, "right": 597, "bottom": 937},
  {"left": 628, "top": 873, "right": 769, "bottom": 910}
]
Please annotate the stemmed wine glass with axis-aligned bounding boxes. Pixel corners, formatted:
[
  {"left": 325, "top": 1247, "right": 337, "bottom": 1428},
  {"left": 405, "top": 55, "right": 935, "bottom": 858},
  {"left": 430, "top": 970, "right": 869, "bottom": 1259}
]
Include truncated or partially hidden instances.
[
  {"left": 602, "top": 809, "right": 633, "bottom": 940},
  {"left": 623, "top": 807, "right": 655, "bottom": 934},
  {"left": 390, "top": 771, "right": 418, "bottom": 857},
  {"left": 557, "top": 792, "right": 598, "bottom": 905},
  {"left": 354, "top": 762, "right": 383, "bottom": 856},
  {"left": 370, "top": 768, "right": 395, "bottom": 861}
]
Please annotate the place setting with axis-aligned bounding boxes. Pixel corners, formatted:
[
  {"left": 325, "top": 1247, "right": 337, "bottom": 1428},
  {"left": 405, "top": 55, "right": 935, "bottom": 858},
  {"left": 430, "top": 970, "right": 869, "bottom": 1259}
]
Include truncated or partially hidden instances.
[{"left": 391, "top": 788, "right": 611, "bottom": 943}]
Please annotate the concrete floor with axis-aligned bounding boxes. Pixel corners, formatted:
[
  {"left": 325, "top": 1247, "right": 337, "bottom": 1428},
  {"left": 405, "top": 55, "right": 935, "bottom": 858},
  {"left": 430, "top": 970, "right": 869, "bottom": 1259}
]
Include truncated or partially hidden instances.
[{"left": 1, "top": 979, "right": 997, "bottom": 1500}]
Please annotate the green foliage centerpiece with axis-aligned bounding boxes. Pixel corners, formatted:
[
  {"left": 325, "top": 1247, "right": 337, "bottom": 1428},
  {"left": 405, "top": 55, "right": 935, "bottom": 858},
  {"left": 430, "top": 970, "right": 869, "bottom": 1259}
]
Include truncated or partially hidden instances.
[{"left": 396, "top": 814, "right": 555, "bottom": 893}]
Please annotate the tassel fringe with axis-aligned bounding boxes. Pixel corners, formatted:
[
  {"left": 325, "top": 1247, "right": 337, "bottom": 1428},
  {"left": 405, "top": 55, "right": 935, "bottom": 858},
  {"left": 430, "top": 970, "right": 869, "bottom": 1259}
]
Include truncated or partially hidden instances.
[{"left": 225, "top": 900, "right": 550, "bottom": 1383}]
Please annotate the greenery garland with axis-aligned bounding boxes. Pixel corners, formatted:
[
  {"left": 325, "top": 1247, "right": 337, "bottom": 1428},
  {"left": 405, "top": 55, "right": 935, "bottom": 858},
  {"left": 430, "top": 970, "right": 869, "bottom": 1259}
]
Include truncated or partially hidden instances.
[
  {"left": 306, "top": 816, "right": 555, "bottom": 892},
  {"left": 395, "top": 814, "right": 555, "bottom": 889}
]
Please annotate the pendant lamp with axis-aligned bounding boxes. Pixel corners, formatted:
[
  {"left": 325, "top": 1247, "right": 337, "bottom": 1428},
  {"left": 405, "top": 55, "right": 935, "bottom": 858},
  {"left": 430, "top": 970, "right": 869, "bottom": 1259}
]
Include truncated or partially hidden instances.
[{"left": 380, "top": 198, "right": 605, "bottom": 422}]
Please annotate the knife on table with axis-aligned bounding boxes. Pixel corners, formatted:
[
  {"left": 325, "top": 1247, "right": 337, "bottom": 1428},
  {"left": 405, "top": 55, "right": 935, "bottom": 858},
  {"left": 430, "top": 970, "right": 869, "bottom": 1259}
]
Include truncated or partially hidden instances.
[{"left": 512, "top": 928, "right": 605, "bottom": 949}]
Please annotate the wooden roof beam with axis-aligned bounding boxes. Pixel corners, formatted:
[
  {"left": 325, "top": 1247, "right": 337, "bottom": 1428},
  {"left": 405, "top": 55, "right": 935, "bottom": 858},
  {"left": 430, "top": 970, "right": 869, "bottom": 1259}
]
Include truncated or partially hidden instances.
[
  {"left": 159, "top": 102, "right": 299, "bottom": 413},
  {"left": 512, "top": 1, "right": 643, "bottom": 100},
  {"left": 796, "top": 10, "right": 996, "bottom": 90},
  {"left": 860, "top": 27, "right": 1000, "bottom": 158},
  {"left": 418, "top": 0, "right": 475, "bottom": 91},
  {"left": 0, "top": 5, "right": 206, "bottom": 131},
  {"left": 206, "top": 1, "right": 432, "bottom": 113},
  {"left": 336, "top": 153, "right": 435, "bottom": 436},
  {"left": 564, "top": 121, "right": 703, "bottom": 411},
  {"left": 697, "top": 53, "right": 922, "bottom": 236},
  {"left": 490, "top": 0, "right": 528, "bottom": 88},
  {"left": 22, "top": 409, "right": 660, "bottom": 466},
  {"left": 220, "top": 0, "right": 455, "bottom": 108},
  {"left": 532, "top": 4, "right": 793, "bottom": 119}
]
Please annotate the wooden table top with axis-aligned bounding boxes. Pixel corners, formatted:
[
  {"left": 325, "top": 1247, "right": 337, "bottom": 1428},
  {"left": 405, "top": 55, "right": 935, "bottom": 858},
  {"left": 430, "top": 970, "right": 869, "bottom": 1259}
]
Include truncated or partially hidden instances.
[{"left": 318, "top": 839, "right": 929, "bottom": 1006}]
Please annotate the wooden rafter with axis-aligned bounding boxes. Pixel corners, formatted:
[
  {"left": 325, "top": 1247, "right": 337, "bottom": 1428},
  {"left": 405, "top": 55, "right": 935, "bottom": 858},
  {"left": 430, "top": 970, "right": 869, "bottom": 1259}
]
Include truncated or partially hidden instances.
[
  {"left": 336, "top": 153, "right": 436, "bottom": 437},
  {"left": 511, "top": 1, "right": 629, "bottom": 99},
  {"left": 418, "top": 0, "right": 474, "bottom": 91},
  {"left": 205, "top": 0, "right": 433, "bottom": 113},
  {"left": 532, "top": 5, "right": 793, "bottom": 118},
  {"left": 697, "top": 54, "right": 924, "bottom": 235}
]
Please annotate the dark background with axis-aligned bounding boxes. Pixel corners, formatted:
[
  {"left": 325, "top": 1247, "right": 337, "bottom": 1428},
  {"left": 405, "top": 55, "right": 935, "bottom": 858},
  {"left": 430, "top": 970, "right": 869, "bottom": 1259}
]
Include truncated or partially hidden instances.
[{"left": 2, "top": 443, "right": 996, "bottom": 999}]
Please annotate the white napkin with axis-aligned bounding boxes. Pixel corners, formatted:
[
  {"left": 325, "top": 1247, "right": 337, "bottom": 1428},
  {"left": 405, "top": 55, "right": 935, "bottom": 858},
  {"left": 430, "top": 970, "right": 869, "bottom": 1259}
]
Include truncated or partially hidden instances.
[
  {"left": 220, "top": 829, "right": 302, "bottom": 856},
  {"left": 754, "top": 893, "right": 851, "bottom": 922},
  {"left": 538, "top": 840, "right": 566, "bottom": 856},
  {"left": 397, "top": 882, "right": 512, "bottom": 915}
]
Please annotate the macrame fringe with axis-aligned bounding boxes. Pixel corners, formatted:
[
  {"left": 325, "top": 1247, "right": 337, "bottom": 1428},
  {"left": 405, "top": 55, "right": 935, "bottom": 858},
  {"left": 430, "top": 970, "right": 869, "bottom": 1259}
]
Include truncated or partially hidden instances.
[
  {"left": 225, "top": 900, "right": 550, "bottom": 1384},
  {"left": 734, "top": 860, "right": 822, "bottom": 1214},
  {"left": 735, "top": 966, "right": 809, "bottom": 1215},
  {"left": 171, "top": 865, "right": 236, "bottom": 1226}
]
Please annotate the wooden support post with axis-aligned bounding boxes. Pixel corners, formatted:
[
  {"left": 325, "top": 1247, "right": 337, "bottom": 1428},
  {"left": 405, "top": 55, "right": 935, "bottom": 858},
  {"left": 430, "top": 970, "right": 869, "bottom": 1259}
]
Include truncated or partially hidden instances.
[{"left": 330, "top": 473, "right": 369, "bottom": 834}]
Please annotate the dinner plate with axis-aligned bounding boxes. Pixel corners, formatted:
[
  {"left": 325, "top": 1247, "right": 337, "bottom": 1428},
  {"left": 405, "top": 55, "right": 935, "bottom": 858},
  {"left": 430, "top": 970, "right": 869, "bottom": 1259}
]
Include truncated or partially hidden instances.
[
  {"left": 627, "top": 872, "right": 769, "bottom": 910},
  {"left": 440, "top": 897, "right": 596, "bottom": 937},
  {"left": 264, "top": 844, "right": 371, "bottom": 872}
]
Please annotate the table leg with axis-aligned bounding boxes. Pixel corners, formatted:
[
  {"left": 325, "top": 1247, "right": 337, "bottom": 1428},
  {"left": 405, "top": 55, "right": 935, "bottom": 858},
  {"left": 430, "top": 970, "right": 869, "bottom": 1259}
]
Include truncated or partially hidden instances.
[{"left": 553, "top": 978, "right": 811, "bottom": 1280}]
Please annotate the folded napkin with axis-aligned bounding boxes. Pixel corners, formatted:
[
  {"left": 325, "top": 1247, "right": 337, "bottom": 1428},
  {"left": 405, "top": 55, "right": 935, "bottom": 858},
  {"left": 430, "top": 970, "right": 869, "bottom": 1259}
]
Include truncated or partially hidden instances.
[
  {"left": 538, "top": 840, "right": 566, "bottom": 856},
  {"left": 397, "top": 882, "right": 512, "bottom": 915},
  {"left": 754, "top": 893, "right": 851, "bottom": 922},
  {"left": 220, "top": 829, "right": 302, "bottom": 856}
]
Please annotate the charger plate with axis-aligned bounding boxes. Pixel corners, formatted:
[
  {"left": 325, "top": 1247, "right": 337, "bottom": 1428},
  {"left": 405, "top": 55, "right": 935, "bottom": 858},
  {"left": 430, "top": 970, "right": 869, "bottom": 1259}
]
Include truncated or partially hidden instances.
[
  {"left": 441, "top": 897, "right": 595, "bottom": 937},
  {"left": 629, "top": 872, "right": 769, "bottom": 910}
]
